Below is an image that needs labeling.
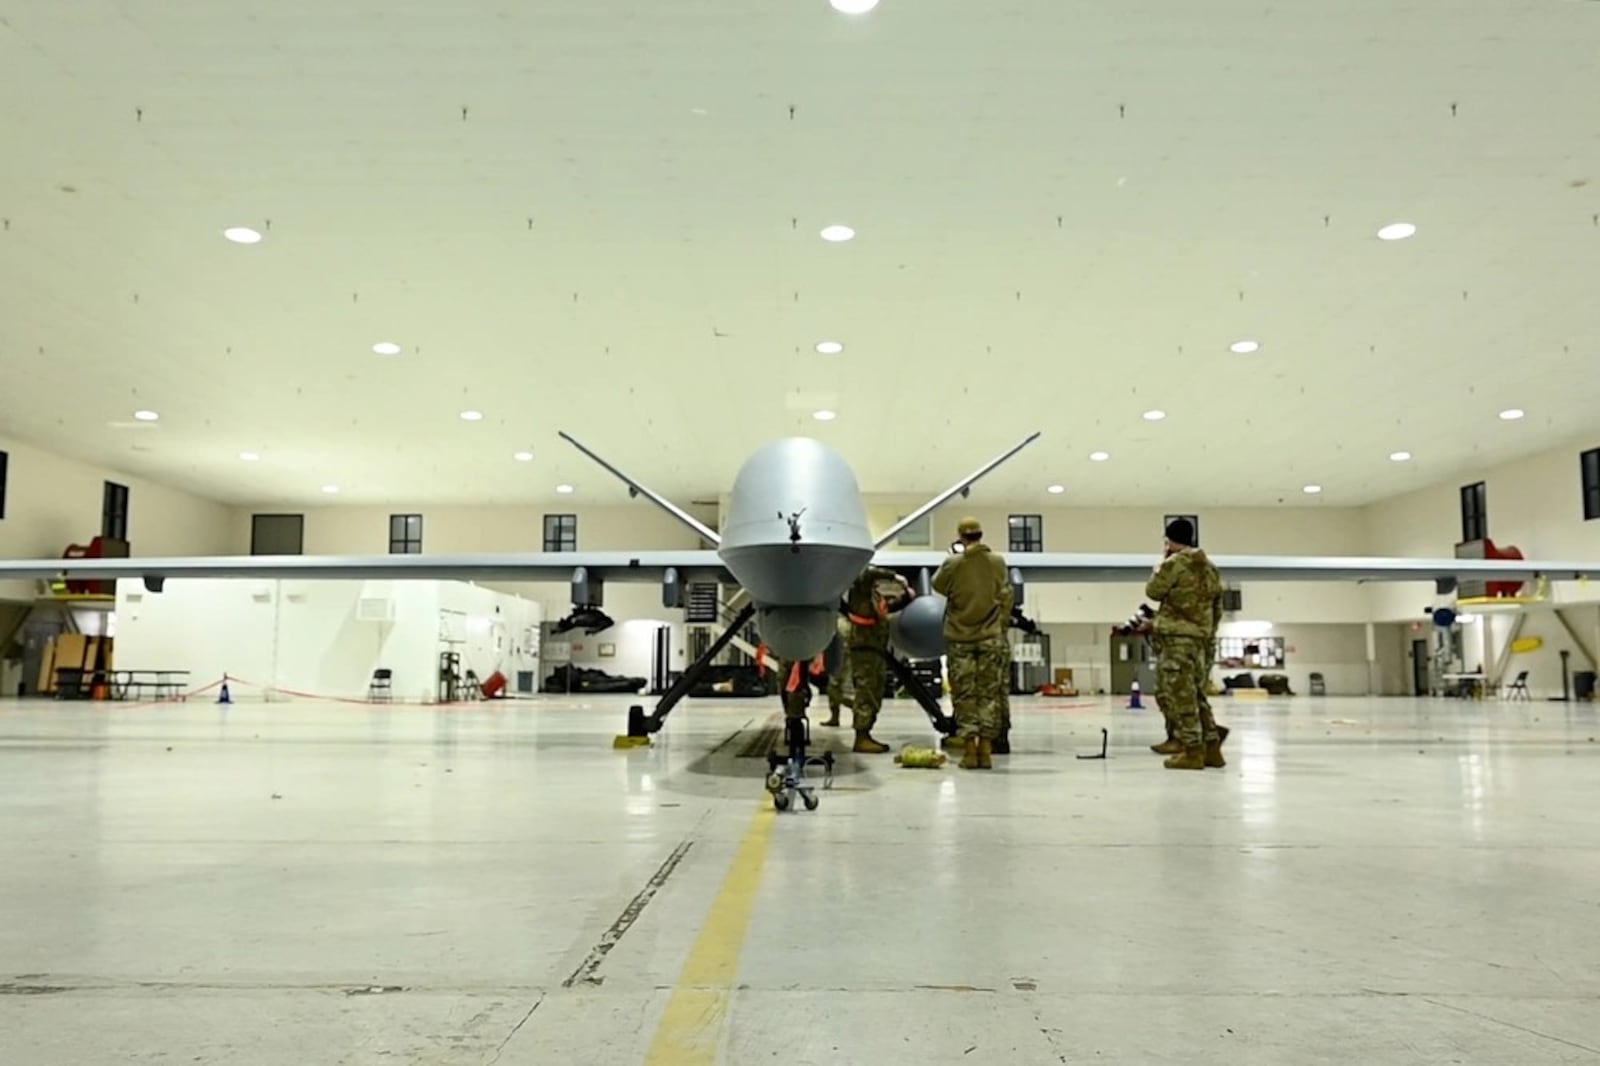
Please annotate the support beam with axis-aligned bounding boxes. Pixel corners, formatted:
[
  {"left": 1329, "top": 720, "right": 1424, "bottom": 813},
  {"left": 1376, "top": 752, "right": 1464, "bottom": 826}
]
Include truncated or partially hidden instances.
[
  {"left": 1487, "top": 613, "right": 1527, "bottom": 692},
  {"left": 1552, "top": 608, "right": 1599, "bottom": 671}
]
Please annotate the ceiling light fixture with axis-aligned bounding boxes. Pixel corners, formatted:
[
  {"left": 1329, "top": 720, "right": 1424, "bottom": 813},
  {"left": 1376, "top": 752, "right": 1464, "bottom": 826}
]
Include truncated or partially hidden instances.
[
  {"left": 1389, "top": 451, "right": 1412, "bottom": 462},
  {"left": 814, "top": 341, "right": 844, "bottom": 354},
  {"left": 1230, "top": 339, "right": 1260, "bottom": 354},
  {"left": 372, "top": 342, "right": 401, "bottom": 356},
  {"left": 1047, "top": 484, "right": 1065, "bottom": 494},
  {"left": 223, "top": 226, "right": 262, "bottom": 244},
  {"left": 830, "top": 0, "right": 880, "bottom": 12},
  {"left": 1089, "top": 451, "right": 1110, "bottom": 462},
  {"left": 239, "top": 452, "right": 260, "bottom": 462},
  {"left": 1498, "top": 408, "right": 1524, "bottom": 421},
  {"left": 1303, "top": 484, "right": 1322, "bottom": 494},
  {"left": 132, "top": 410, "right": 159, "bottom": 422},
  {"left": 513, "top": 451, "right": 533, "bottom": 462},
  {"left": 555, "top": 484, "right": 574, "bottom": 494},
  {"left": 459, "top": 410, "right": 484, "bottom": 422},
  {"left": 1377, "top": 222, "right": 1417, "bottom": 241},
  {"left": 1142, "top": 409, "right": 1166, "bottom": 421},
  {"left": 819, "top": 224, "right": 855, "bottom": 243},
  {"left": 813, "top": 409, "right": 837, "bottom": 421},
  {"left": 322, "top": 484, "right": 340, "bottom": 494}
]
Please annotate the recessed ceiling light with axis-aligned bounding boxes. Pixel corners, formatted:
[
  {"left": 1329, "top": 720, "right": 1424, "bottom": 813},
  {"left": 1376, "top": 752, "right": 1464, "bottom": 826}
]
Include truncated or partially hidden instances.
[
  {"left": 513, "top": 451, "right": 533, "bottom": 462},
  {"left": 1230, "top": 339, "right": 1260, "bottom": 354},
  {"left": 1142, "top": 409, "right": 1166, "bottom": 421},
  {"left": 372, "top": 342, "right": 401, "bottom": 356},
  {"left": 815, "top": 341, "right": 844, "bottom": 354},
  {"left": 830, "top": 0, "right": 880, "bottom": 12},
  {"left": 1498, "top": 408, "right": 1524, "bottom": 421},
  {"left": 555, "top": 484, "right": 574, "bottom": 494},
  {"left": 819, "top": 224, "right": 855, "bottom": 243},
  {"left": 239, "top": 452, "right": 260, "bottom": 462},
  {"left": 1377, "top": 222, "right": 1417, "bottom": 241},
  {"left": 132, "top": 410, "right": 159, "bottom": 422},
  {"left": 223, "top": 226, "right": 262, "bottom": 244},
  {"left": 813, "top": 409, "right": 837, "bottom": 421},
  {"left": 322, "top": 484, "right": 340, "bottom": 494},
  {"left": 1303, "top": 484, "right": 1322, "bottom": 495},
  {"left": 459, "top": 410, "right": 484, "bottom": 422},
  {"left": 1047, "top": 484, "right": 1065, "bottom": 494},
  {"left": 1389, "top": 451, "right": 1412, "bottom": 462},
  {"left": 1089, "top": 451, "right": 1110, "bottom": 462}
]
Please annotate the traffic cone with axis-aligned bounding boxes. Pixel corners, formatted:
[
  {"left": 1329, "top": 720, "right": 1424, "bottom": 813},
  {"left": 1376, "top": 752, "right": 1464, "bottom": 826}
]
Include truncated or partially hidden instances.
[{"left": 1127, "top": 681, "right": 1143, "bottom": 710}]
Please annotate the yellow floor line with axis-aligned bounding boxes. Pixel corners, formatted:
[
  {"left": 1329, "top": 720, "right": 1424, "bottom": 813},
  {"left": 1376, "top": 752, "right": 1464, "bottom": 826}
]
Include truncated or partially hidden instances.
[{"left": 643, "top": 805, "right": 777, "bottom": 1066}]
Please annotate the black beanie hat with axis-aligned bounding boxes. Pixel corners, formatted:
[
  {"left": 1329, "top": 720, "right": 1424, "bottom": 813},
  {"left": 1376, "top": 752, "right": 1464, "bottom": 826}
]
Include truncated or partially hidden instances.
[{"left": 1164, "top": 517, "right": 1195, "bottom": 546}]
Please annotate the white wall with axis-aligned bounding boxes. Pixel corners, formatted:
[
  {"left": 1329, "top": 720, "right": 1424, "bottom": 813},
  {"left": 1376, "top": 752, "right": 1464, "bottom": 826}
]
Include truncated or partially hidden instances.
[
  {"left": 113, "top": 578, "right": 541, "bottom": 702},
  {"left": 0, "top": 435, "right": 233, "bottom": 601},
  {"left": 1362, "top": 431, "right": 1600, "bottom": 697},
  {"left": 867, "top": 497, "right": 1372, "bottom": 624}
]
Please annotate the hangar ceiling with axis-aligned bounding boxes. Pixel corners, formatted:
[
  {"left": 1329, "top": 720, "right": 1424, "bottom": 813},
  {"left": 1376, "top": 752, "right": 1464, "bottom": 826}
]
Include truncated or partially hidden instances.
[{"left": 1, "top": 0, "right": 1597, "bottom": 509}]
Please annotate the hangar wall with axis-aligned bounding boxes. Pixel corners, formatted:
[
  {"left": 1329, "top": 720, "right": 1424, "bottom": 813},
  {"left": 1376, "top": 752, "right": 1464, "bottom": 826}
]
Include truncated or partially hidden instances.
[
  {"left": 0, "top": 435, "right": 234, "bottom": 602},
  {"left": 220, "top": 503, "right": 713, "bottom": 686},
  {"left": 113, "top": 578, "right": 542, "bottom": 702},
  {"left": 1360, "top": 430, "right": 1600, "bottom": 699},
  {"left": 867, "top": 498, "right": 1373, "bottom": 626}
]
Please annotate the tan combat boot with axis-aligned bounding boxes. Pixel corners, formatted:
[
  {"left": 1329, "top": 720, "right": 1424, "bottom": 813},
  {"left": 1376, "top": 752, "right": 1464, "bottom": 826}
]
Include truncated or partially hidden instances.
[
  {"left": 960, "top": 736, "right": 981, "bottom": 769},
  {"left": 1164, "top": 746, "right": 1206, "bottom": 770},
  {"left": 853, "top": 732, "right": 889, "bottom": 754},
  {"left": 1204, "top": 736, "right": 1226, "bottom": 768},
  {"left": 1151, "top": 719, "right": 1181, "bottom": 754},
  {"left": 977, "top": 737, "right": 993, "bottom": 769},
  {"left": 822, "top": 709, "right": 841, "bottom": 728}
]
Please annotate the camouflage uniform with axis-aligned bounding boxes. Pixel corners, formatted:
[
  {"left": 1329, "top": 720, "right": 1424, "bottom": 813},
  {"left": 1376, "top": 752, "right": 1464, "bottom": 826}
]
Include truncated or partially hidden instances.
[
  {"left": 1146, "top": 548, "right": 1224, "bottom": 753},
  {"left": 843, "top": 566, "right": 902, "bottom": 739},
  {"left": 933, "top": 532, "right": 1013, "bottom": 749},
  {"left": 825, "top": 614, "right": 853, "bottom": 719},
  {"left": 777, "top": 659, "right": 812, "bottom": 717},
  {"left": 778, "top": 658, "right": 820, "bottom": 720}
]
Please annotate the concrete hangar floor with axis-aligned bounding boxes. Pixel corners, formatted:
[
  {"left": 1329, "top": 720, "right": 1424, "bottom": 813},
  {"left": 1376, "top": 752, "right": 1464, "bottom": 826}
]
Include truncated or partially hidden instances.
[{"left": 1, "top": 693, "right": 1597, "bottom": 1065}]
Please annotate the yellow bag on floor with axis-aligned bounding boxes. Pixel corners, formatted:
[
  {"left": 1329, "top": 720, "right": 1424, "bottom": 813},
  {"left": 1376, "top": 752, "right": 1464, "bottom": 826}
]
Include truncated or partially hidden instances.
[{"left": 895, "top": 746, "right": 947, "bottom": 769}]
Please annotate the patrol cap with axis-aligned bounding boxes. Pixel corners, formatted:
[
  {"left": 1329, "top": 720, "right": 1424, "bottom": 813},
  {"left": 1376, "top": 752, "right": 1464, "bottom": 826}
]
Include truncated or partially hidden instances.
[{"left": 957, "top": 516, "right": 982, "bottom": 536}]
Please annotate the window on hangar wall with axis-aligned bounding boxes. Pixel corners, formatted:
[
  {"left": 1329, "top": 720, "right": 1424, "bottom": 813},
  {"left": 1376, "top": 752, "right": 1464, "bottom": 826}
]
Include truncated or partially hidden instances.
[
  {"left": 389, "top": 514, "right": 423, "bottom": 554},
  {"left": 251, "top": 514, "right": 305, "bottom": 556},
  {"left": 102, "top": 481, "right": 129, "bottom": 541},
  {"left": 895, "top": 513, "right": 931, "bottom": 547},
  {"left": 1582, "top": 448, "right": 1600, "bottom": 521},
  {"left": 1460, "top": 482, "right": 1487, "bottom": 542},
  {"left": 1008, "top": 514, "right": 1042, "bottom": 553},
  {"left": 543, "top": 514, "right": 577, "bottom": 552}
]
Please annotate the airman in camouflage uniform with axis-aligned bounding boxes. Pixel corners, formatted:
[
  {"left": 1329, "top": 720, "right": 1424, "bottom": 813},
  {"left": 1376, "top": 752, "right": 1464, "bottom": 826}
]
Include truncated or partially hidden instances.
[
  {"left": 1146, "top": 517, "right": 1224, "bottom": 770},
  {"left": 778, "top": 655, "right": 824, "bottom": 721},
  {"left": 843, "top": 565, "right": 911, "bottom": 754},
  {"left": 933, "top": 517, "right": 1013, "bottom": 770},
  {"left": 823, "top": 613, "right": 853, "bottom": 727}
]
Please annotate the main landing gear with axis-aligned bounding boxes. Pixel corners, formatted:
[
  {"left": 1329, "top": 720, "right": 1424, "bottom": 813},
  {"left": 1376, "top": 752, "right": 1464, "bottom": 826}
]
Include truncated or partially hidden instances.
[{"left": 622, "top": 603, "right": 757, "bottom": 740}]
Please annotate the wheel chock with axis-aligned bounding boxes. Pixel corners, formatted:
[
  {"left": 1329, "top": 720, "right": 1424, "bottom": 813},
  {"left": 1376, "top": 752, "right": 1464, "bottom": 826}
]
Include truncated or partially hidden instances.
[{"left": 612, "top": 735, "right": 651, "bottom": 750}]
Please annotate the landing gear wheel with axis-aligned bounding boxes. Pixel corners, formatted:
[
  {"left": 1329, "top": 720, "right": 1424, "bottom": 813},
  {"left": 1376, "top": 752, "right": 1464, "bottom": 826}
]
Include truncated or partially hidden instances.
[
  {"left": 773, "top": 792, "right": 791, "bottom": 812},
  {"left": 802, "top": 792, "right": 819, "bottom": 811}
]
